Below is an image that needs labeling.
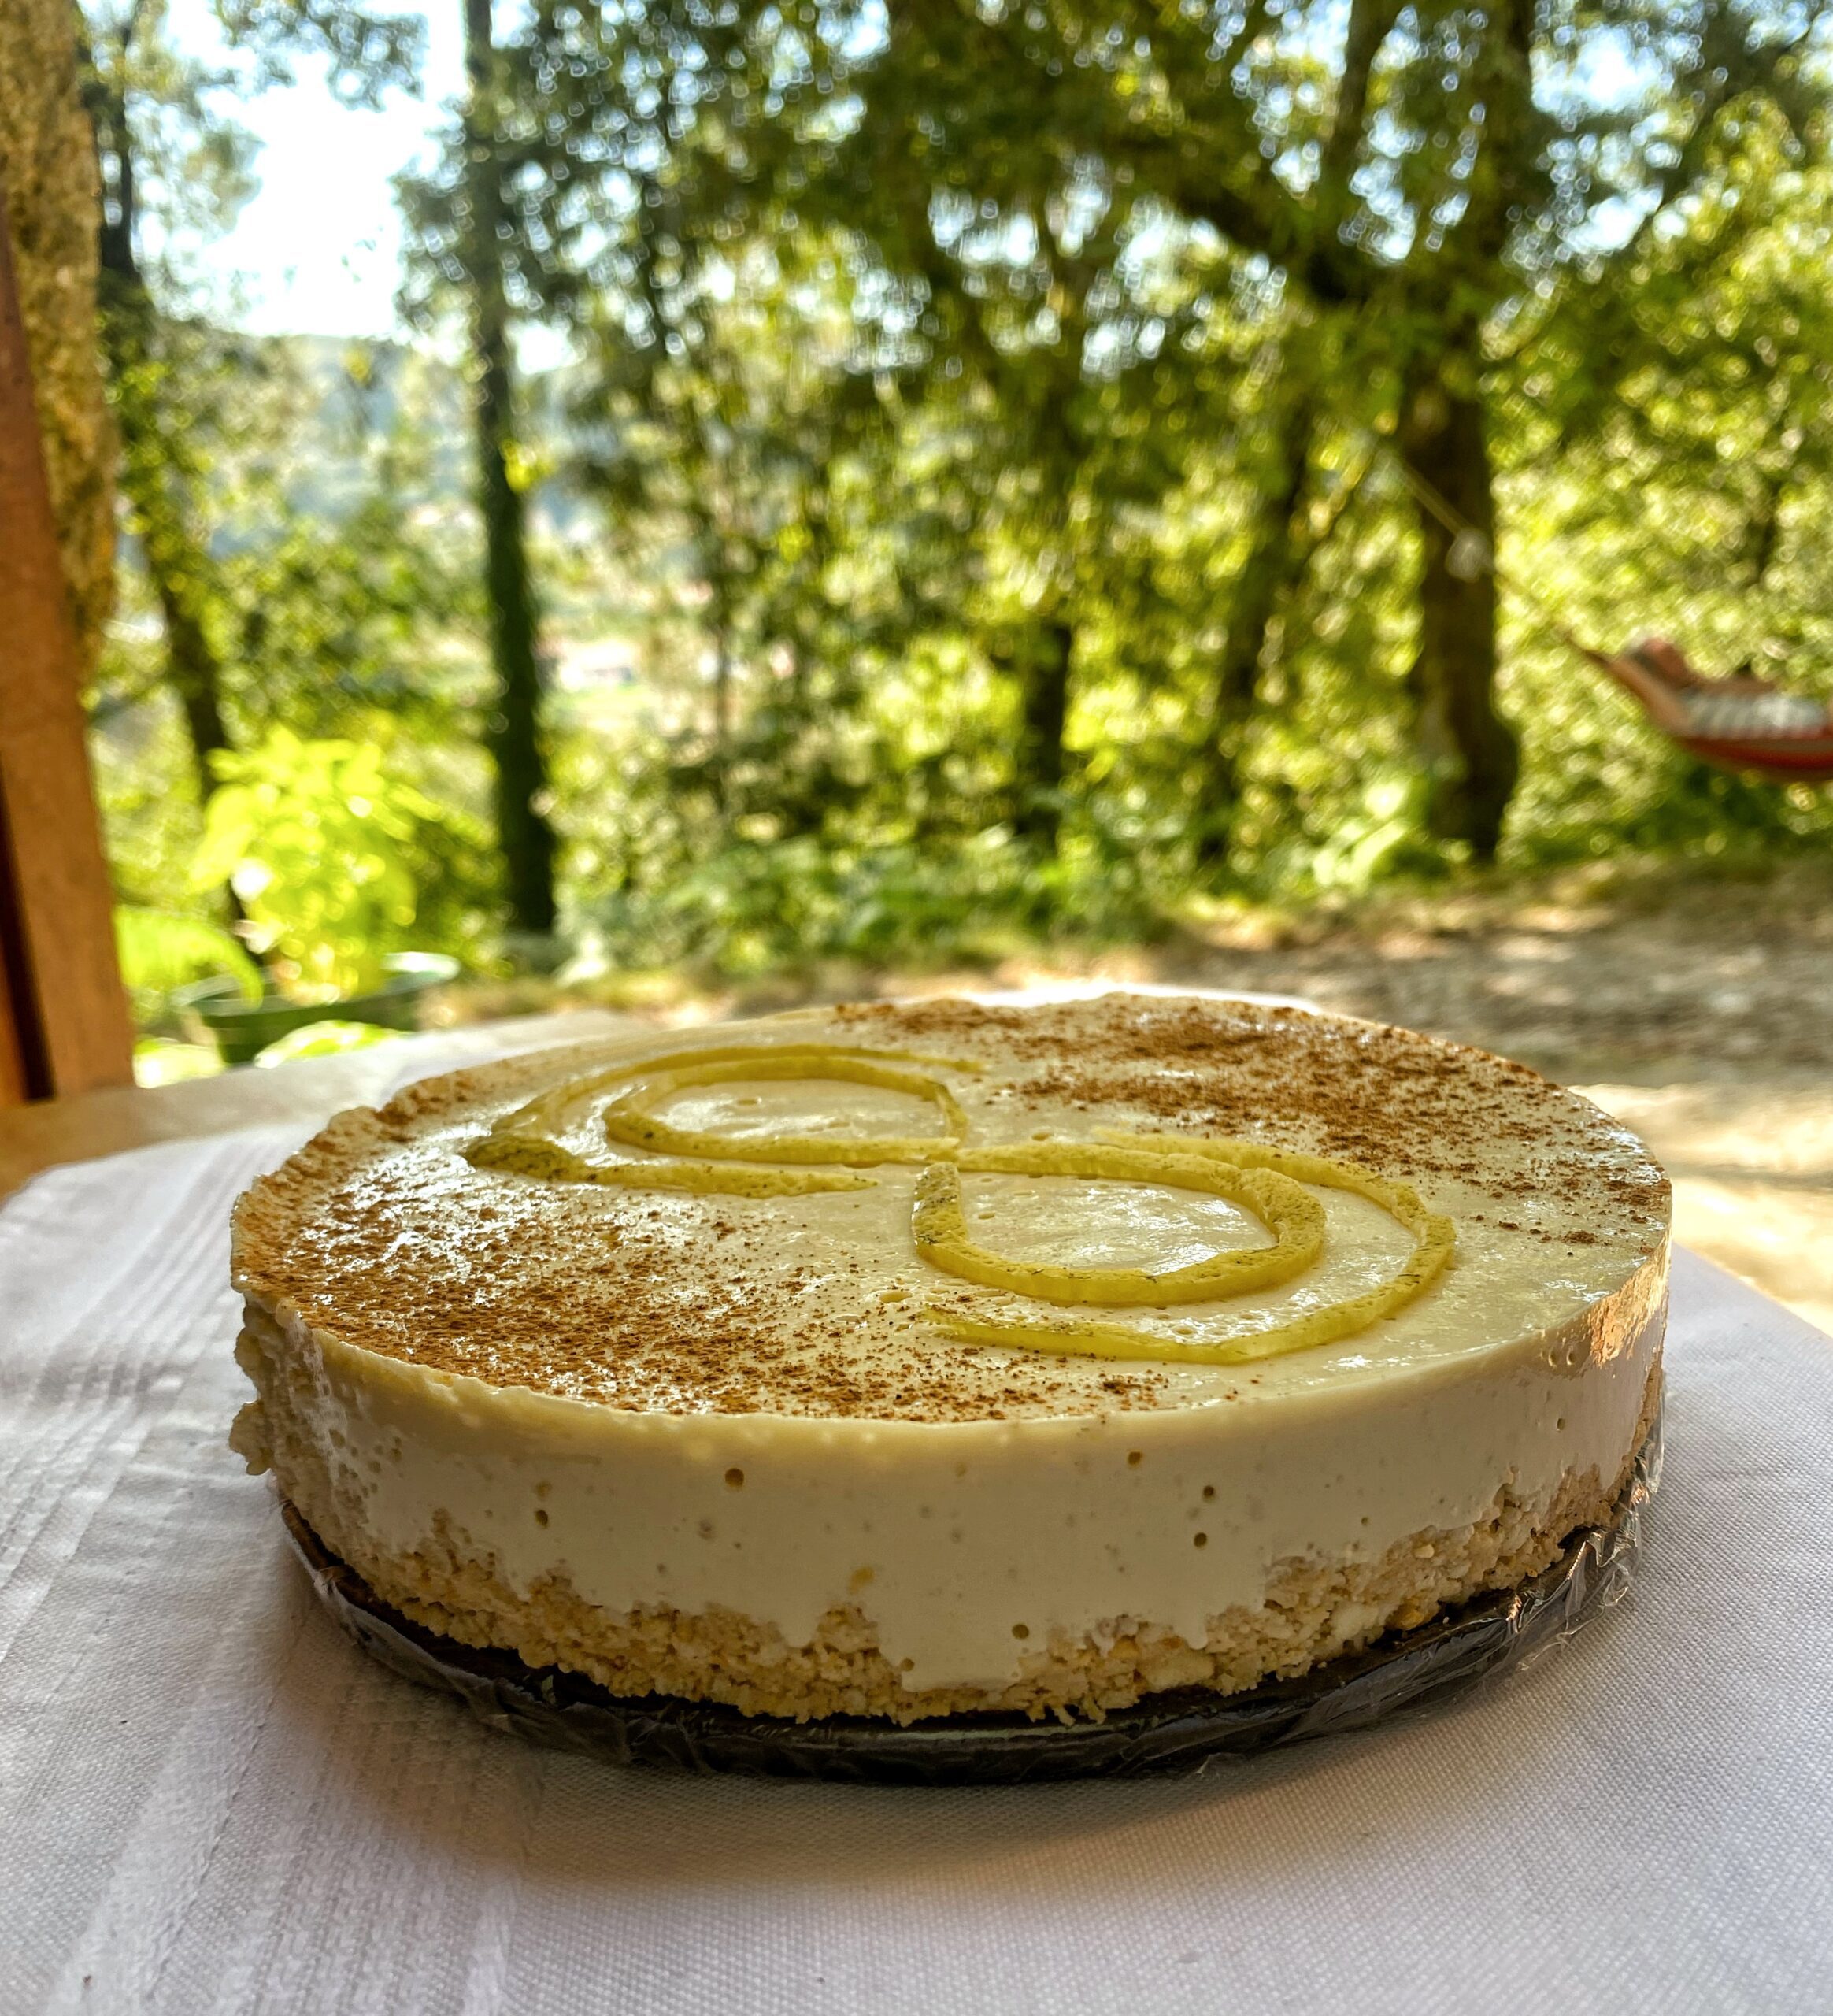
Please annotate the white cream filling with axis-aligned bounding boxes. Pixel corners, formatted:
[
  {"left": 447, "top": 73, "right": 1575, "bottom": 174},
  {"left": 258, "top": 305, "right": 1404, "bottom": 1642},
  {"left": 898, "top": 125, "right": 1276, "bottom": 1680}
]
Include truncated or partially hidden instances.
[{"left": 257, "top": 1251, "right": 1664, "bottom": 1692}]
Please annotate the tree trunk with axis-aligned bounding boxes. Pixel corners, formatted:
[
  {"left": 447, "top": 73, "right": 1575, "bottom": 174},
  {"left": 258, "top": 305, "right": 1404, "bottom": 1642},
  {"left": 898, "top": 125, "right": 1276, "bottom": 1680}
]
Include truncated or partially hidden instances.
[
  {"left": 1398, "top": 353, "right": 1519, "bottom": 858},
  {"left": 80, "top": 39, "right": 261, "bottom": 952},
  {"left": 105, "top": 306, "right": 235, "bottom": 803},
  {"left": 697, "top": 491, "right": 735, "bottom": 813},
  {"left": 88, "top": 59, "right": 235, "bottom": 808},
  {"left": 709, "top": 600, "right": 732, "bottom": 814},
  {"left": 465, "top": 0, "right": 557, "bottom": 938},
  {"left": 1012, "top": 617, "right": 1073, "bottom": 854},
  {"left": 143, "top": 510, "right": 235, "bottom": 795},
  {"left": 1197, "top": 393, "right": 1315, "bottom": 871}
]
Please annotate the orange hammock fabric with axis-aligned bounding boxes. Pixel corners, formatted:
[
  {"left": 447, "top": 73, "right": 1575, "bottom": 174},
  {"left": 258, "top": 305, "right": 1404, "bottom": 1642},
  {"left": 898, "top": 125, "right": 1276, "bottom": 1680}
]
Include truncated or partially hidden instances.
[
  {"left": 1581, "top": 638, "right": 1833, "bottom": 781},
  {"left": 1387, "top": 450, "right": 1833, "bottom": 784}
]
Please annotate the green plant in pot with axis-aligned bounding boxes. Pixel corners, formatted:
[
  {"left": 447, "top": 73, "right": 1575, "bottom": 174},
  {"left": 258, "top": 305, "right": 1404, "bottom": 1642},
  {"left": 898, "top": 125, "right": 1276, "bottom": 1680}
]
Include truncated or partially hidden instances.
[{"left": 176, "top": 729, "right": 462, "bottom": 1065}]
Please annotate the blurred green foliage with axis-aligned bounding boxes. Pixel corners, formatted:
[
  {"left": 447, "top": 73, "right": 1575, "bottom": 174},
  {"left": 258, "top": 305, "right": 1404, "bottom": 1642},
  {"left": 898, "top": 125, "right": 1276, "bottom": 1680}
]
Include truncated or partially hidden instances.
[
  {"left": 194, "top": 728, "right": 489, "bottom": 998},
  {"left": 83, "top": 0, "right": 1833, "bottom": 1014},
  {"left": 113, "top": 905, "right": 262, "bottom": 1028}
]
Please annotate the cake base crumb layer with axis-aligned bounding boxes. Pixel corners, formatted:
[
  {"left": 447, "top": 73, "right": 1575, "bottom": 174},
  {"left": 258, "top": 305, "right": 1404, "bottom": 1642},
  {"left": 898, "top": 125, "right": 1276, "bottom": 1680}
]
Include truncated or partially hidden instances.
[{"left": 243, "top": 1321, "right": 1661, "bottom": 1725}]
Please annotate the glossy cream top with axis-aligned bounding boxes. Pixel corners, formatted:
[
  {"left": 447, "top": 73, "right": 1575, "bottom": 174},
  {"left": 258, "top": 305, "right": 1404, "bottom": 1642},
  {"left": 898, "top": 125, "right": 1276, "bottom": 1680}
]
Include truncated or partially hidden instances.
[{"left": 232, "top": 996, "right": 1670, "bottom": 1424}]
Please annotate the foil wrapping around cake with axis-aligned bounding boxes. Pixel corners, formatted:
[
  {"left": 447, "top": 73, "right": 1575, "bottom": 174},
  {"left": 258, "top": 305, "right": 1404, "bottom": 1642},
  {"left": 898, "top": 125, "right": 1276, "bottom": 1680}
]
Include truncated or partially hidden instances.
[{"left": 283, "top": 1419, "right": 1659, "bottom": 1785}]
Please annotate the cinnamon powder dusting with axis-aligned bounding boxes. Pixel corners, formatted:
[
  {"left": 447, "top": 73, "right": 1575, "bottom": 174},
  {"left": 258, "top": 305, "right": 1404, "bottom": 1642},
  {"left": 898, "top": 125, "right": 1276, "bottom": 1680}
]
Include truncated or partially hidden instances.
[{"left": 231, "top": 997, "right": 1668, "bottom": 1421}]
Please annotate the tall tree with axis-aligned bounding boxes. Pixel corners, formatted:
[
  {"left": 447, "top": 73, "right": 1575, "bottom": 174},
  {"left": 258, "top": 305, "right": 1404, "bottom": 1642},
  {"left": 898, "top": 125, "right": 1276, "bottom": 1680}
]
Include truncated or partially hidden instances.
[
  {"left": 457, "top": 1, "right": 896, "bottom": 863},
  {"left": 461, "top": 0, "right": 556, "bottom": 936},
  {"left": 400, "top": 0, "right": 558, "bottom": 939},
  {"left": 795, "top": 6, "right": 1219, "bottom": 856},
  {"left": 79, "top": 2, "right": 247, "bottom": 802},
  {"left": 835, "top": 0, "right": 1830, "bottom": 857},
  {"left": 494, "top": 0, "right": 1228, "bottom": 861},
  {"left": 76, "top": 0, "right": 419, "bottom": 802}
]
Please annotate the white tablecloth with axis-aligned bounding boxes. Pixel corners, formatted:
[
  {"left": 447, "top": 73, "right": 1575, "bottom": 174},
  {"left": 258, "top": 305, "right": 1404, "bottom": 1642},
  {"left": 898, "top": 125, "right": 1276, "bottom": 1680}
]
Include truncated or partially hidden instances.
[{"left": 4, "top": 1117, "right": 1831, "bottom": 2016}]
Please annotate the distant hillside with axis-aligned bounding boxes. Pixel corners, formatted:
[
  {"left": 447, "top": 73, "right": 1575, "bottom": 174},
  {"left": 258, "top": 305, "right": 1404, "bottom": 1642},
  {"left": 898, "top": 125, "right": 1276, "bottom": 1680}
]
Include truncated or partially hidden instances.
[{"left": 278, "top": 334, "right": 601, "bottom": 542}]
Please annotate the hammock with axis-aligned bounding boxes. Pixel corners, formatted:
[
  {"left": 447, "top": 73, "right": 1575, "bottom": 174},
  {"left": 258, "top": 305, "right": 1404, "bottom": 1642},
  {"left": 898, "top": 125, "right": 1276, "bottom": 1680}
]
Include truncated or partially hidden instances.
[
  {"left": 1387, "top": 454, "right": 1833, "bottom": 784},
  {"left": 1577, "top": 637, "right": 1833, "bottom": 782}
]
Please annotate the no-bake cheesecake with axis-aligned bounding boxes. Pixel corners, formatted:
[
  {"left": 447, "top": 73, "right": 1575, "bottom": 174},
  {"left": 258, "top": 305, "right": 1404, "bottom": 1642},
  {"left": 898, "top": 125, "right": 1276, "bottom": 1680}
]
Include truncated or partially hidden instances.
[{"left": 229, "top": 995, "right": 1668, "bottom": 1723}]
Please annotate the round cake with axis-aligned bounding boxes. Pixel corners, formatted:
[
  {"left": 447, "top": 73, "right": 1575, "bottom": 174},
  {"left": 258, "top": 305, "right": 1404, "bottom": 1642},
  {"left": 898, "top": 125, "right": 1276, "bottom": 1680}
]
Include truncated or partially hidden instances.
[{"left": 229, "top": 995, "right": 1668, "bottom": 1724}]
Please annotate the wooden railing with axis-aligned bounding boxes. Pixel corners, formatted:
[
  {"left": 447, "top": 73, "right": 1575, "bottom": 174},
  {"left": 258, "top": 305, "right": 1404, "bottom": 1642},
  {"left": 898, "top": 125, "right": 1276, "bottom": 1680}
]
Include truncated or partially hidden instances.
[{"left": 0, "top": 177, "right": 133, "bottom": 1102}]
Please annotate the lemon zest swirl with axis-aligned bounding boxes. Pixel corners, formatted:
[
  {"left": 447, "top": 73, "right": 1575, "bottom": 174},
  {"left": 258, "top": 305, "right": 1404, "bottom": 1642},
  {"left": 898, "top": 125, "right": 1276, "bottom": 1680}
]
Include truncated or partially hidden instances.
[
  {"left": 920, "top": 1131, "right": 1456, "bottom": 1364},
  {"left": 463, "top": 1044, "right": 1455, "bottom": 1362},
  {"left": 464, "top": 1131, "right": 876, "bottom": 1197},
  {"left": 912, "top": 1141, "right": 1324, "bottom": 1306},
  {"left": 465, "top": 1041, "right": 979, "bottom": 1199},
  {"left": 605, "top": 1054, "right": 968, "bottom": 1167}
]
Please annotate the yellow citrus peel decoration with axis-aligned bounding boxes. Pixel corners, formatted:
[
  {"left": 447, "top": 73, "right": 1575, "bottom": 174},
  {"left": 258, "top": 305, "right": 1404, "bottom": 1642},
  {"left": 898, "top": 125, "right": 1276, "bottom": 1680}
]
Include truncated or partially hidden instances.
[
  {"left": 464, "top": 1130, "right": 876, "bottom": 1197},
  {"left": 465, "top": 1041, "right": 980, "bottom": 1199},
  {"left": 920, "top": 1131, "right": 1457, "bottom": 1365},
  {"left": 604, "top": 1054, "right": 968, "bottom": 1166},
  {"left": 912, "top": 1142, "right": 1324, "bottom": 1306},
  {"left": 463, "top": 1041, "right": 1455, "bottom": 1362}
]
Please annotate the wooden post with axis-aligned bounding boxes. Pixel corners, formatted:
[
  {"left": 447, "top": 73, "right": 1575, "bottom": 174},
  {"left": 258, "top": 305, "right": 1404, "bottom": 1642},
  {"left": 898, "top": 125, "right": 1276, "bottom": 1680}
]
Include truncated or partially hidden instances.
[{"left": 0, "top": 173, "right": 134, "bottom": 1100}]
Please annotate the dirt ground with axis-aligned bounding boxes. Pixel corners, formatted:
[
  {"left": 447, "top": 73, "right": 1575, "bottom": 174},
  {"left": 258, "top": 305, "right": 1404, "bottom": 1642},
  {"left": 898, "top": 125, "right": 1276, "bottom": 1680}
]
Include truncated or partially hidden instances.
[
  {"left": 446, "top": 857, "right": 1833, "bottom": 1336},
  {"left": 1156, "top": 862, "right": 1833, "bottom": 1087}
]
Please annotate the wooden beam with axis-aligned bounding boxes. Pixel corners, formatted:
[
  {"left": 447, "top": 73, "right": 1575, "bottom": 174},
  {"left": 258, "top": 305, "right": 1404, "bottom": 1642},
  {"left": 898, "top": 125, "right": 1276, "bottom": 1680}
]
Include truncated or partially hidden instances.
[{"left": 0, "top": 172, "right": 134, "bottom": 1099}]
